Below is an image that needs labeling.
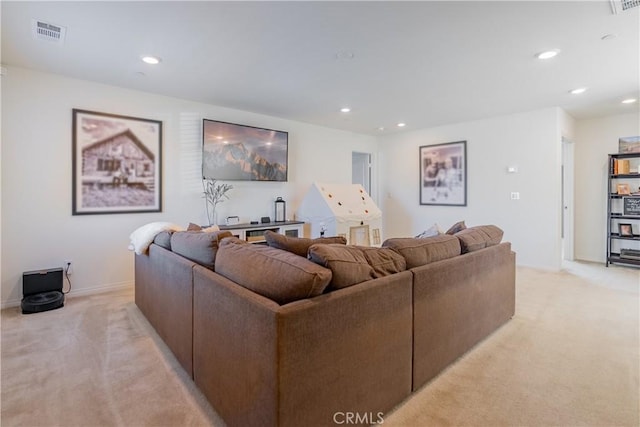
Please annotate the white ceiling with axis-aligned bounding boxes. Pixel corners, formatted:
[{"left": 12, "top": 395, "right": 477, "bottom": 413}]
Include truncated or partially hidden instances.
[{"left": 2, "top": 1, "right": 639, "bottom": 135}]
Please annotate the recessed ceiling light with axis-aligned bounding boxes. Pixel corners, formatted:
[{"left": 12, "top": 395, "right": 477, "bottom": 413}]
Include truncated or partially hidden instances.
[
  {"left": 622, "top": 98, "right": 637, "bottom": 104},
  {"left": 141, "top": 55, "right": 161, "bottom": 65},
  {"left": 601, "top": 34, "right": 617, "bottom": 41},
  {"left": 335, "top": 50, "right": 355, "bottom": 60},
  {"left": 340, "top": 107, "right": 351, "bottom": 113},
  {"left": 536, "top": 49, "right": 560, "bottom": 60},
  {"left": 397, "top": 123, "right": 406, "bottom": 127},
  {"left": 569, "top": 87, "right": 588, "bottom": 95}
]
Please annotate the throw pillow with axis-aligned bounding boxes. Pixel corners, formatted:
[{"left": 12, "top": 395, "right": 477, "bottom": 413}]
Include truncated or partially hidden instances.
[
  {"left": 415, "top": 223, "right": 443, "bottom": 239},
  {"left": 445, "top": 220, "right": 466, "bottom": 235},
  {"left": 264, "top": 230, "right": 347, "bottom": 258},
  {"left": 382, "top": 235, "right": 461, "bottom": 269},
  {"left": 359, "top": 246, "right": 407, "bottom": 278},
  {"left": 170, "top": 230, "right": 233, "bottom": 270},
  {"left": 153, "top": 231, "right": 174, "bottom": 250},
  {"left": 215, "top": 237, "right": 332, "bottom": 305},
  {"left": 186, "top": 223, "right": 220, "bottom": 232},
  {"left": 308, "top": 244, "right": 406, "bottom": 290},
  {"left": 455, "top": 225, "right": 504, "bottom": 253},
  {"left": 445, "top": 221, "right": 467, "bottom": 235}
]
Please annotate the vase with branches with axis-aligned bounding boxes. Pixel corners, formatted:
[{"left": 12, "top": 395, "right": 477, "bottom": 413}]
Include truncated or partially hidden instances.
[{"left": 202, "top": 178, "right": 233, "bottom": 226}]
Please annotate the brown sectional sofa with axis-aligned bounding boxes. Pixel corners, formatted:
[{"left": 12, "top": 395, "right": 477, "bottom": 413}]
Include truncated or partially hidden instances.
[{"left": 135, "top": 225, "right": 515, "bottom": 426}]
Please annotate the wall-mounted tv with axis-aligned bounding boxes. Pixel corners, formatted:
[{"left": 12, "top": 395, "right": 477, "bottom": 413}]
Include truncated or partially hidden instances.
[{"left": 202, "top": 119, "right": 288, "bottom": 182}]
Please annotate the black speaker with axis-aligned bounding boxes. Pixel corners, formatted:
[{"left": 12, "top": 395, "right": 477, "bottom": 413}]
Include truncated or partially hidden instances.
[{"left": 21, "top": 268, "right": 64, "bottom": 314}]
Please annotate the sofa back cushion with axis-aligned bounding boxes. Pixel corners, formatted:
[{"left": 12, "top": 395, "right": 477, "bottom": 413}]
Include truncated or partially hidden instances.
[
  {"left": 382, "top": 235, "right": 461, "bottom": 269},
  {"left": 170, "top": 230, "right": 233, "bottom": 270},
  {"left": 308, "top": 244, "right": 406, "bottom": 290},
  {"left": 455, "top": 225, "right": 504, "bottom": 253},
  {"left": 153, "top": 231, "right": 174, "bottom": 250},
  {"left": 215, "top": 237, "right": 332, "bottom": 305},
  {"left": 264, "top": 230, "right": 347, "bottom": 257}
]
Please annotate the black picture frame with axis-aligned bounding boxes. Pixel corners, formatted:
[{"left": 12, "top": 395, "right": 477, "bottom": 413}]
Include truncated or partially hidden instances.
[
  {"left": 72, "top": 109, "right": 162, "bottom": 215},
  {"left": 619, "top": 223, "right": 634, "bottom": 237},
  {"left": 420, "top": 141, "right": 467, "bottom": 206},
  {"left": 623, "top": 196, "right": 640, "bottom": 216}
]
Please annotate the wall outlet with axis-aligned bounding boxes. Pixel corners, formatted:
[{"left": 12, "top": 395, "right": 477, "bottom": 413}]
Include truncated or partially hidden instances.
[
  {"left": 64, "top": 260, "right": 73, "bottom": 275},
  {"left": 510, "top": 192, "right": 520, "bottom": 200}
]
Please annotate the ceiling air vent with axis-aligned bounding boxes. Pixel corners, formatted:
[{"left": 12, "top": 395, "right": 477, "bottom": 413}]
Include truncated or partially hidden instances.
[
  {"left": 610, "top": 0, "right": 640, "bottom": 13},
  {"left": 32, "top": 19, "right": 67, "bottom": 44}
]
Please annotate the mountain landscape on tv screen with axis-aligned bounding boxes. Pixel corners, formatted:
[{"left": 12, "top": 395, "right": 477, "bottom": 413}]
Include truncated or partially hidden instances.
[{"left": 203, "top": 142, "right": 286, "bottom": 181}]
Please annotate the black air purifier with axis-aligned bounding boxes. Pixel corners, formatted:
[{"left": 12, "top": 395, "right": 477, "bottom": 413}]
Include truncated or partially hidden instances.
[{"left": 21, "top": 268, "right": 65, "bottom": 314}]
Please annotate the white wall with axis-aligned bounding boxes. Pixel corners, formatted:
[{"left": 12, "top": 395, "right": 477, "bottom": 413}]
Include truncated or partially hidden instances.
[
  {"left": 378, "top": 108, "right": 564, "bottom": 270},
  {"left": 1, "top": 66, "right": 376, "bottom": 307},
  {"left": 574, "top": 113, "right": 640, "bottom": 263}
]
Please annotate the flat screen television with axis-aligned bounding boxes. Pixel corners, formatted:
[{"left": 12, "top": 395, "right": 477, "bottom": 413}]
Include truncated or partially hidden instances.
[{"left": 202, "top": 119, "right": 288, "bottom": 182}]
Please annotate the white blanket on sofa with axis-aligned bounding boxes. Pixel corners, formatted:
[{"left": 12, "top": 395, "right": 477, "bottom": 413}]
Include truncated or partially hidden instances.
[{"left": 128, "top": 222, "right": 184, "bottom": 255}]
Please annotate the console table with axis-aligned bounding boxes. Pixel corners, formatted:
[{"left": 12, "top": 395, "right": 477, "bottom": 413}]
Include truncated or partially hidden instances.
[{"left": 218, "top": 221, "right": 304, "bottom": 244}]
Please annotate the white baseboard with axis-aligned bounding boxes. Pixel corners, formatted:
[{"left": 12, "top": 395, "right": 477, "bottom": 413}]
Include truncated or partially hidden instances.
[{"left": 1, "top": 280, "right": 134, "bottom": 309}]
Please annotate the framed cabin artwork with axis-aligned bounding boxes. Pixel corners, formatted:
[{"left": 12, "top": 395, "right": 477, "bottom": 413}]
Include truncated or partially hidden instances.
[{"left": 72, "top": 109, "right": 162, "bottom": 215}]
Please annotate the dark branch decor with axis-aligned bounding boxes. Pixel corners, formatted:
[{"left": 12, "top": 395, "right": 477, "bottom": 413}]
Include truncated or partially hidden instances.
[
  {"left": 72, "top": 109, "right": 162, "bottom": 215},
  {"left": 202, "top": 178, "right": 233, "bottom": 226},
  {"left": 420, "top": 141, "right": 467, "bottom": 206}
]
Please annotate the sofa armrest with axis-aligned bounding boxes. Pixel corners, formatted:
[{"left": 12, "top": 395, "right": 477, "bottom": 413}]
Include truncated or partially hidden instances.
[
  {"left": 193, "top": 265, "right": 281, "bottom": 427},
  {"left": 411, "top": 242, "right": 515, "bottom": 390},
  {"left": 135, "top": 244, "right": 195, "bottom": 377},
  {"left": 276, "top": 271, "right": 413, "bottom": 427},
  {"left": 193, "top": 266, "right": 413, "bottom": 427}
]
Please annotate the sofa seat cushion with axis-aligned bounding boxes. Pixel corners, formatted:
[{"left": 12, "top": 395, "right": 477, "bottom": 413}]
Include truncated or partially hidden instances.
[
  {"left": 264, "top": 230, "right": 347, "bottom": 257},
  {"left": 455, "top": 225, "right": 504, "bottom": 253},
  {"left": 170, "top": 230, "right": 233, "bottom": 270},
  {"left": 215, "top": 238, "right": 332, "bottom": 304},
  {"left": 308, "top": 244, "right": 406, "bottom": 290},
  {"left": 382, "top": 235, "right": 461, "bottom": 269}
]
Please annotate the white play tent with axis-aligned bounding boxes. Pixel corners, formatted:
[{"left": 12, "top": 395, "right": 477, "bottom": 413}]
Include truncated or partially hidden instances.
[{"left": 296, "top": 182, "right": 383, "bottom": 246}]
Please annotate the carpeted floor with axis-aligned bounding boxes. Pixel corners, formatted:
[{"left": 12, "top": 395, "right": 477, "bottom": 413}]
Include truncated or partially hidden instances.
[{"left": 1, "top": 262, "right": 638, "bottom": 427}]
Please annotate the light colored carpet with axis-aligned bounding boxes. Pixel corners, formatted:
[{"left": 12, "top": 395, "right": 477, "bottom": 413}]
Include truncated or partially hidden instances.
[{"left": 1, "top": 262, "right": 638, "bottom": 427}]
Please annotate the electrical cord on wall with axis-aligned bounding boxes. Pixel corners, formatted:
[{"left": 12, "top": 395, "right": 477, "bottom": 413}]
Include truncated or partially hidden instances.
[{"left": 63, "top": 262, "right": 72, "bottom": 294}]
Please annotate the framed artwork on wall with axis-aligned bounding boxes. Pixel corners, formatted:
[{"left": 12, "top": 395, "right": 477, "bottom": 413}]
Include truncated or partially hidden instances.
[
  {"left": 618, "top": 223, "right": 634, "bottom": 237},
  {"left": 420, "top": 140, "right": 467, "bottom": 206},
  {"left": 72, "top": 109, "right": 162, "bottom": 215}
]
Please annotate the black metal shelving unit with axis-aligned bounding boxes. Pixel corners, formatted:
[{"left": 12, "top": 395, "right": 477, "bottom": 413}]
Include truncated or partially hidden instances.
[{"left": 607, "top": 153, "right": 640, "bottom": 268}]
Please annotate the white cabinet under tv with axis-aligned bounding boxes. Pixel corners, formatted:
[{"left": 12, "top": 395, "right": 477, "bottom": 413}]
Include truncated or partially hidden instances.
[{"left": 218, "top": 221, "right": 304, "bottom": 244}]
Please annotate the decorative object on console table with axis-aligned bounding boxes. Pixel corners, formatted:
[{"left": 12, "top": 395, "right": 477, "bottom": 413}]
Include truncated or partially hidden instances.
[
  {"left": 607, "top": 151, "right": 640, "bottom": 268},
  {"left": 72, "top": 109, "right": 162, "bottom": 215},
  {"left": 202, "top": 178, "right": 233, "bottom": 226},
  {"left": 225, "top": 216, "right": 240, "bottom": 226},
  {"left": 419, "top": 140, "right": 467, "bottom": 206},
  {"left": 275, "top": 197, "right": 286, "bottom": 222}
]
